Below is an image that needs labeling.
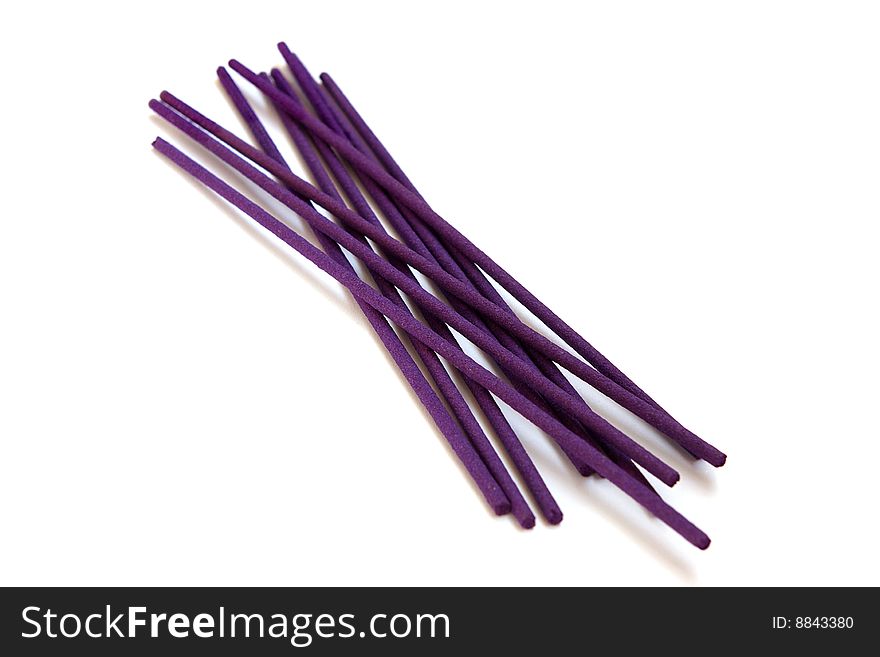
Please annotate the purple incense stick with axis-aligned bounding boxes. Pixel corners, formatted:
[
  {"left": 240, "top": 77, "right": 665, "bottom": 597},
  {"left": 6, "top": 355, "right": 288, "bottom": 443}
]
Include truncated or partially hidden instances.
[
  {"left": 312, "top": 74, "right": 650, "bottom": 486},
  {"left": 320, "top": 74, "right": 695, "bottom": 470},
  {"left": 151, "top": 98, "right": 680, "bottom": 486},
  {"left": 228, "top": 58, "right": 726, "bottom": 468},
  {"left": 152, "top": 136, "right": 711, "bottom": 549},
  {"left": 268, "top": 67, "right": 556, "bottom": 525},
  {"left": 210, "top": 72, "right": 511, "bottom": 518},
  {"left": 280, "top": 46, "right": 606, "bottom": 481},
  {"left": 232, "top": 69, "right": 538, "bottom": 528},
  {"left": 313, "top": 59, "right": 662, "bottom": 489},
  {"left": 154, "top": 93, "right": 705, "bottom": 477}
]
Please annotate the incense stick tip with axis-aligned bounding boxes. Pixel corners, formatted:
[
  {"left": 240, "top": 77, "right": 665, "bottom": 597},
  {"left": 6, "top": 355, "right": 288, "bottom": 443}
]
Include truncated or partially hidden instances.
[
  {"left": 493, "top": 500, "right": 512, "bottom": 516},
  {"left": 151, "top": 136, "right": 172, "bottom": 153},
  {"left": 547, "top": 509, "right": 563, "bottom": 525}
]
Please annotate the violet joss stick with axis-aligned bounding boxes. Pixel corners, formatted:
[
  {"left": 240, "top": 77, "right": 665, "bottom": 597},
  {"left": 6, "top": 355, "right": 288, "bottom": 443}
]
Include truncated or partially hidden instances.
[
  {"left": 227, "top": 59, "right": 726, "bottom": 467},
  {"left": 248, "top": 70, "right": 537, "bottom": 527},
  {"left": 316, "top": 73, "right": 658, "bottom": 491},
  {"left": 155, "top": 93, "right": 702, "bottom": 475},
  {"left": 272, "top": 70, "right": 544, "bottom": 528},
  {"left": 152, "top": 136, "right": 711, "bottom": 549},
  {"left": 271, "top": 66, "right": 554, "bottom": 525},
  {"left": 319, "top": 72, "right": 655, "bottom": 424},
  {"left": 278, "top": 46, "right": 603, "bottom": 480},
  {"left": 308, "top": 60, "right": 616, "bottom": 480},
  {"left": 151, "top": 98, "right": 680, "bottom": 486},
  {"left": 211, "top": 74, "right": 512, "bottom": 518},
  {"left": 217, "top": 70, "right": 520, "bottom": 516}
]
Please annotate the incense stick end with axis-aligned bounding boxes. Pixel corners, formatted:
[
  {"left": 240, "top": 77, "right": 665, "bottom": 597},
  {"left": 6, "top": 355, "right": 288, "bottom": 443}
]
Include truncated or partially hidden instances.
[{"left": 492, "top": 500, "right": 512, "bottom": 516}]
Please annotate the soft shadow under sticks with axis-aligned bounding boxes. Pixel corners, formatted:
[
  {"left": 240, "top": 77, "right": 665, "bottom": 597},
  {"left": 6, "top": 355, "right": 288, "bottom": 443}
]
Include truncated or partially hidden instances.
[
  {"left": 266, "top": 68, "right": 551, "bottom": 526},
  {"left": 151, "top": 98, "right": 679, "bottom": 487},
  {"left": 208, "top": 72, "right": 511, "bottom": 518},
  {"left": 228, "top": 59, "right": 726, "bottom": 468},
  {"left": 152, "top": 136, "right": 711, "bottom": 550},
  {"left": 314, "top": 59, "right": 657, "bottom": 491}
]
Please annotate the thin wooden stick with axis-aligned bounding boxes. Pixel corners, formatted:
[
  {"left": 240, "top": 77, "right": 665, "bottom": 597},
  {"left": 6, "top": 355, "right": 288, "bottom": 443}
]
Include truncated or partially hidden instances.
[
  {"left": 319, "top": 71, "right": 691, "bottom": 471},
  {"left": 310, "top": 53, "right": 660, "bottom": 491},
  {"left": 224, "top": 69, "right": 537, "bottom": 528},
  {"left": 152, "top": 136, "right": 711, "bottom": 549},
  {"left": 267, "top": 68, "right": 554, "bottom": 525},
  {"left": 151, "top": 98, "right": 680, "bottom": 486},
  {"left": 217, "top": 77, "right": 512, "bottom": 515},
  {"left": 228, "top": 58, "right": 726, "bottom": 467},
  {"left": 154, "top": 94, "right": 701, "bottom": 477},
  {"left": 280, "top": 48, "right": 607, "bottom": 481}
]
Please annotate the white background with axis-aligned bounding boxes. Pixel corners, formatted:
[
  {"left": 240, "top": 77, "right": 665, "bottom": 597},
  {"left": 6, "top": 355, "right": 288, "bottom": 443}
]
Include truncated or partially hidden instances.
[{"left": 1, "top": 1, "right": 878, "bottom": 586}]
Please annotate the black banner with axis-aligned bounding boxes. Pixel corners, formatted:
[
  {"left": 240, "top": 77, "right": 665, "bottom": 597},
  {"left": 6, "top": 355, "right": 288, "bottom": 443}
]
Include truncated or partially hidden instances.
[{"left": 0, "top": 587, "right": 869, "bottom": 654}]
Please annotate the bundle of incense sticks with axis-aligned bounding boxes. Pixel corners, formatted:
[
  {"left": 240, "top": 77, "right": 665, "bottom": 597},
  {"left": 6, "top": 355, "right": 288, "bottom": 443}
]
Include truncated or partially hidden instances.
[{"left": 150, "top": 43, "right": 726, "bottom": 548}]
